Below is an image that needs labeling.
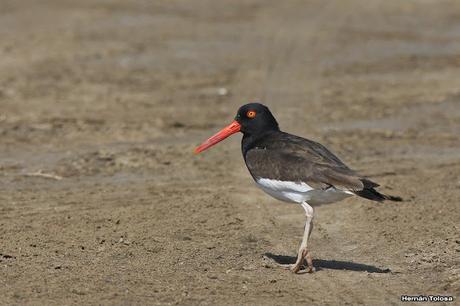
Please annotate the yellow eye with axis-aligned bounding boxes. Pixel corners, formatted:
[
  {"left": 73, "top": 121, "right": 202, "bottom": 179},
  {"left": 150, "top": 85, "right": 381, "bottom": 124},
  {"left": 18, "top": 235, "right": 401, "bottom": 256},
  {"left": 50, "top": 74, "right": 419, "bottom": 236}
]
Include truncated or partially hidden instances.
[{"left": 246, "top": 110, "right": 256, "bottom": 118}]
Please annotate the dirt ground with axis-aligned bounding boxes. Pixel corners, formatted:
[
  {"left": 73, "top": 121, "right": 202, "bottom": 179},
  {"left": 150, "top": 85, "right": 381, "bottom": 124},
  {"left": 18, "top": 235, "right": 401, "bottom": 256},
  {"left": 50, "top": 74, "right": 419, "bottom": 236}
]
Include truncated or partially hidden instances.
[{"left": 0, "top": 0, "right": 459, "bottom": 305}]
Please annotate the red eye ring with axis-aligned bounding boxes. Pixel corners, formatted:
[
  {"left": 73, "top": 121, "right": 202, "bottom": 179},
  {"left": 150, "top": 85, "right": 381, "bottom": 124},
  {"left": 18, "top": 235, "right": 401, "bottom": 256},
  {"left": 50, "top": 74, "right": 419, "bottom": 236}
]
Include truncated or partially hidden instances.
[{"left": 246, "top": 110, "right": 256, "bottom": 118}]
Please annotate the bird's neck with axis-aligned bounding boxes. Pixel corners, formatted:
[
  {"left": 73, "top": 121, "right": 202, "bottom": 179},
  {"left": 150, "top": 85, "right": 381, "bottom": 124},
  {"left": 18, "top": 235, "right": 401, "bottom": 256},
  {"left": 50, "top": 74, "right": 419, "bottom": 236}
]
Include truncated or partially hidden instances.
[{"left": 241, "top": 130, "right": 278, "bottom": 157}]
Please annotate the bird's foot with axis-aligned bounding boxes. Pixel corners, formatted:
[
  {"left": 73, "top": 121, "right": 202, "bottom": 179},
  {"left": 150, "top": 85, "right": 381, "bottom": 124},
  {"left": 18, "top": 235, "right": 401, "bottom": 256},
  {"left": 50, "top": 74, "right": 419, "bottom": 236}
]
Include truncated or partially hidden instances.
[
  {"left": 289, "top": 248, "right": 315, "bottom": 274},
  {"left": 267, "top": 248, "right": 315, "bottom": 273},
  {"left": 288, "top": 263, "right": 315, "bottom": 274},
  {"left": 273, "top": 262, "right": 305, "bottom": 272},
  {"left": 277, "top": 263, "right": 315, "bottom": 274}
]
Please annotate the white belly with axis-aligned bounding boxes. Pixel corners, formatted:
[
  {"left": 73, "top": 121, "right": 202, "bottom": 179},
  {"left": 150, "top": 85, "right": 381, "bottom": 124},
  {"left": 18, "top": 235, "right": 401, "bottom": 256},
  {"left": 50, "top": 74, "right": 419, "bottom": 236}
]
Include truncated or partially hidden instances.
[{"left": 255, "top": 178, "right": 353, "bottom": 205}]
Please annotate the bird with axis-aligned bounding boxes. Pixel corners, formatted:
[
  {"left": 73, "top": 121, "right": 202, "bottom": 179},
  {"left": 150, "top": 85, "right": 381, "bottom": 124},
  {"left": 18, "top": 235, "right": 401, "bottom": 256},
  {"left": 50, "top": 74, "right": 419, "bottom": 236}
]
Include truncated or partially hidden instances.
[{"left": 194, "top": 103, "right": 401, "bottom": 273}]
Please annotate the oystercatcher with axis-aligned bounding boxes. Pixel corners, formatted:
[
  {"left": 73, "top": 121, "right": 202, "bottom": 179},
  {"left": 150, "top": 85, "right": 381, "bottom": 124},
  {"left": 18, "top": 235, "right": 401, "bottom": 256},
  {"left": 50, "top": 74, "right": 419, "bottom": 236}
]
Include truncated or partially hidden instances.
[{"left": 195, "top": 103, "right": 401, "bottom": 273}]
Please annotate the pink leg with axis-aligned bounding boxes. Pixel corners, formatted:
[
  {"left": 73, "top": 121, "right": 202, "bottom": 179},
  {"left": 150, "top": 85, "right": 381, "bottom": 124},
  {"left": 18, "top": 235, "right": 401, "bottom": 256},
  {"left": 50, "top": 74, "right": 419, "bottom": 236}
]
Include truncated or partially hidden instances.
[{"left": 290, "top": 202, "right": 315, "bottom": 273}]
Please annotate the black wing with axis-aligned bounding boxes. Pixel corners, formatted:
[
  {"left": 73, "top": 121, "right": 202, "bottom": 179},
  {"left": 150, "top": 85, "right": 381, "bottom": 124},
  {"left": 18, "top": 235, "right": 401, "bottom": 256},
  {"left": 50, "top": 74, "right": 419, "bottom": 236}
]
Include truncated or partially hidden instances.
[{"left": 244, "top": 132, "right": 379, "bottom": 193}]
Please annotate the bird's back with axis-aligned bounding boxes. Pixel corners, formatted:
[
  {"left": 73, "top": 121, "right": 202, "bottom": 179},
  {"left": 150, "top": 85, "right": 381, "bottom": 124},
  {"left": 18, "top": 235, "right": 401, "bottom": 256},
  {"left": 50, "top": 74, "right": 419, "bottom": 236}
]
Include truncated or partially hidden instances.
[{"left": 243, "top": 131, "right": 401, "bottom": 202}]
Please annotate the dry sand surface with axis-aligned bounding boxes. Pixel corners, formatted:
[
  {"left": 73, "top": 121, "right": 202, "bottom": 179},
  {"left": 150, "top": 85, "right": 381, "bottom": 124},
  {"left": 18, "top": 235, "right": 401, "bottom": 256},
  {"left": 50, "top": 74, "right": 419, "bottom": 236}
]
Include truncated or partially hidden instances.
[{"left": 1, "top": 0, "right": 460, "bottom": 305}]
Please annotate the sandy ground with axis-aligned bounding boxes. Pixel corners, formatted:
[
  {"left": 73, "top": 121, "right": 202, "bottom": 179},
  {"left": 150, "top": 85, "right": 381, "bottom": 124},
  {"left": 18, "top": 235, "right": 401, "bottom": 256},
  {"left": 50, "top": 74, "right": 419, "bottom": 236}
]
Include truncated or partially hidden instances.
[{"left": 0, "top": 0, "right": 459, "bottom": 305}]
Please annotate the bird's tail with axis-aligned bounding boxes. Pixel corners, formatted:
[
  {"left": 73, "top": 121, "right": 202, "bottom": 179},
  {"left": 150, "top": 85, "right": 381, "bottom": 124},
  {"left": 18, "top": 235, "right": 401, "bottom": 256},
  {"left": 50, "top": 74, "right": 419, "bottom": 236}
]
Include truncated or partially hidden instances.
[
  {"left": 355, "top": 178, "right": 403, "bottom": 202},
  {"left": 355, "top": 187, "right": 402, "bottom": 202}
]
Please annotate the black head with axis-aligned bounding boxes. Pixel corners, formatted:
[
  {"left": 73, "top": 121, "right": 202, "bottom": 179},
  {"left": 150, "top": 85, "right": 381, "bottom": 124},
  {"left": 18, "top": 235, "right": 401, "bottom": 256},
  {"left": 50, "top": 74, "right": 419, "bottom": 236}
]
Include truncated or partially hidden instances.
[
  {"left": 234, "top": 103, "right": 279, "bottom": 135},
  {"left": 194, "top": 102, "right": 279, "bottom": 154}
]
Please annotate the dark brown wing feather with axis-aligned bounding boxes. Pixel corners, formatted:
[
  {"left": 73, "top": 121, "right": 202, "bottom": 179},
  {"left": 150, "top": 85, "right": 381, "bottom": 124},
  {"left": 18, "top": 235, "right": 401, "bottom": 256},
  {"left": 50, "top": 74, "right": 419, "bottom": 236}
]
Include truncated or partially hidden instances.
[{"left": 244, "top": 132, "right": 371, "bottom": 192}]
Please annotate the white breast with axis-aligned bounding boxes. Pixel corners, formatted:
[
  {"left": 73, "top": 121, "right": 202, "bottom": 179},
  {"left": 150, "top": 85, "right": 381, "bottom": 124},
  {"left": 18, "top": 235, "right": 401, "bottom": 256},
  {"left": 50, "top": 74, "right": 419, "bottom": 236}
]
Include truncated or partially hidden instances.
[{"left": 255, "top": 178, "right": 353, "bottom": 205}]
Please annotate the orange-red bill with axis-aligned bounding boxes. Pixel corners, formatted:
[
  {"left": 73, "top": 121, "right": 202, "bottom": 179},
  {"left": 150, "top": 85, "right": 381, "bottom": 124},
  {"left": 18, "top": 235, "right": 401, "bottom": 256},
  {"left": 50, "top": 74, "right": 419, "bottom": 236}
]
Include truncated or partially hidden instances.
[{"left": 194, "top": 120, "right": 241, "bottom": 154}]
